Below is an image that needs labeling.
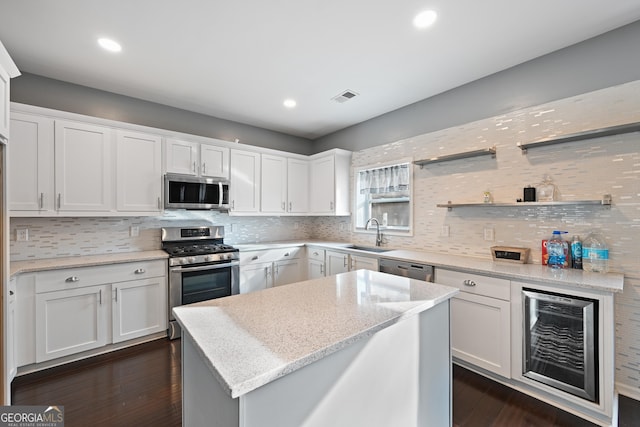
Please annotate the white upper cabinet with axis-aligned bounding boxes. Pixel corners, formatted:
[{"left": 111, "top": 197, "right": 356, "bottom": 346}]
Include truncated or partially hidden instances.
[
  {"left": 165, "top": 139, "right": 197, "bottom": 175},
  {"left": 165, "top": 138, "right": 230, "bottom": 179},
  {"left": 260, "top": 155, "right": 309, "bottom": 215},
  {"left": 116, "top": 130, "right": 162, "bottom": 212},
  {"left": 230, "top": 149, "right": 261, "bottom": 213},
  {"left": 0, "top": 41, "right": 19, "bottom": 141},
  {"left": 200, "top": 143, "right": 229, "bottom": 178},
  {"left": 54, "top": 120, "right": 114, "bottom": 212},
  {"left": 309, "top": 150, "right": 351, "bottom": 216},
  {"left": 9, "top": 113, "right": 55, "bottom": 212},
  {"left": 260, "top": 154, "right": 288, "bottom": 214},
  {"left": 287, "top": 158, "right": 309, "bottom": 213}
]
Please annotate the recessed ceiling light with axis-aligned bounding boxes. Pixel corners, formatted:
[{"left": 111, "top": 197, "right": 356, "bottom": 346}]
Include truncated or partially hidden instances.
[
  {"left": 283, "top": 99, "right": 297, "bottom": 109},
  {"left": 413, "top": 10, "right": 438, "bottom": 29},
  {"left": 98, "top": 37, "right": 122, "bottom": 53}
]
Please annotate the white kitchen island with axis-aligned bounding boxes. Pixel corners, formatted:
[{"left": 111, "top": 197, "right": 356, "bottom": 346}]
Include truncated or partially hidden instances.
[{"left": 173, "top": 270, "right": 458, "bottom": 427}]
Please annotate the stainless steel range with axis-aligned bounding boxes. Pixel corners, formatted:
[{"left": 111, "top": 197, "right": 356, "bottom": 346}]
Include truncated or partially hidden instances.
[{"left": 162, "top": 226, "right": 239, "bottom": 339}]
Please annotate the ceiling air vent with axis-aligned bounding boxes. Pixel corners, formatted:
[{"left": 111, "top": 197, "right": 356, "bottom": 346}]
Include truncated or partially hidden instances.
[{"left": 332, "top": 90, "right": 359, "bottom": 103}]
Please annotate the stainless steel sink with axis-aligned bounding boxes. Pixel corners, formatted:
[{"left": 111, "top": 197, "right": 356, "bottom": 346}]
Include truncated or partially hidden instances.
[{"left": 346, "top": 245, "right": 391, "bottom": 253}]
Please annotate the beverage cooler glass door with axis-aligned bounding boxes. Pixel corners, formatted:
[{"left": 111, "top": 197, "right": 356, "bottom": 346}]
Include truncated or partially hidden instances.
[{"left": 523, "top": 289, "right": 598, "bottom": 402}]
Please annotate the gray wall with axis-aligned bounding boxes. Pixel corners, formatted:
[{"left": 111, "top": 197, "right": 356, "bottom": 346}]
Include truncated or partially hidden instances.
[
  {"left": 313, "top": 20, "right": 640, "bottom": 153},
  {"left": 10, "top": 73, "right": 315, "bottom": 155}
]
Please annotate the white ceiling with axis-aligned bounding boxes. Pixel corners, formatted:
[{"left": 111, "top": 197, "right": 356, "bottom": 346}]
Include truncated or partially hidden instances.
[{"left": 1, "top": 1, "right": 640, "bottom": 140}]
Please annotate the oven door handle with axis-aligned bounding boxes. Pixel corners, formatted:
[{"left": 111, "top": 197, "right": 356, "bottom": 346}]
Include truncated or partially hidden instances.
[{"left": 170, "top": 261, "right": 239, "bottom": 273}]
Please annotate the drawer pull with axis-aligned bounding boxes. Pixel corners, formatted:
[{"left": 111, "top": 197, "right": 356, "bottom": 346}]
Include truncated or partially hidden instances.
[
  {"left": 252, "top": 255, "right": 259, "bottom": 261},
  {"left": 463, "top": 279, "right": 477, "bottom": 287},
  {"left": 66, "top": 276, "right": 80, "bottom": 283},
  {"left": 134, "top": 268, "right": 145, "bottom": 274},
  {"left": 313, "top": 252, "right": 319, "bottom": 256},
  {"left": 284, "top": 252, "right": 290, "bottom": 257}
]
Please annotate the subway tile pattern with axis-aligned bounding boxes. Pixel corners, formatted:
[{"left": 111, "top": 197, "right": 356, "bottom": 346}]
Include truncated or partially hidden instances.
[{"left": 8, "top": 79, "right": 640, "bottom": 398}]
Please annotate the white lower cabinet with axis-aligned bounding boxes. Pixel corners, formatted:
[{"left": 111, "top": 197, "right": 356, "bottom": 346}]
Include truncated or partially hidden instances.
[
  {"left": 273, "top": 259, "right": 302, "bottom": 287},
  {"left": 307, "top": 248, "right": 326, "bottom": 279},
  {"left": 350, "top": 254, "right": 379, "bottom": 272},
  {"left": 112, "top": 277, "right": 167, "bottom": 344},
  {"left": 326, "top": 250, "right": 349, "bottom": 276},
  {"left": 239, "top": 262, "right": 272, "bottom": 294},
  {"left": 36, "top": 284, "right": 110, "bottom": 363},
  {"left": 239, "top": 248, "right": 304, "bottom": 293},
  {"left": 326, "top": 250, "right": 378, "bottom": 276},
  {"left": 18, "top": 260, "right": 167, "bottom": 368},
  {"left": 434, "top": 268, "right": 511, "bottom": 378}
]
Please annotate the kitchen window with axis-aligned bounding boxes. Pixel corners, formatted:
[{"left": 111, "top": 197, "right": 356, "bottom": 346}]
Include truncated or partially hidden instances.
[{"left": 354, "top": 160, "right": 413, "bottom": 235}]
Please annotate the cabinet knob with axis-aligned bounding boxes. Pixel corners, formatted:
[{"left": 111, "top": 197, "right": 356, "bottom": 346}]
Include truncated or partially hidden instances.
[
  {"left": 134, "top": 268, "right": 145, "bottom": 274},
  {"left": 9, "top": 290, "right": 14, "bottom": 296},
  {"left": 463, "top": 279, "right": 476, "bottom": 287},
  {"left": 66, "top": 276, "right": 79, "bottom": 283}
]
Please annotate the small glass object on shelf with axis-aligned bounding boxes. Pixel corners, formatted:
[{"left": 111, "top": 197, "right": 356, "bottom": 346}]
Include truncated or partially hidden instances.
[
  {"left": 536, "top": 175, "right": 557, "bottom": 202},
  {"left": 483, "top": 191, "right": 492, "bottom": 203}
]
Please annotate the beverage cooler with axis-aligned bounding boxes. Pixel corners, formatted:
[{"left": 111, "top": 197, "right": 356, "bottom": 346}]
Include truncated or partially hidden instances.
[{"left": 522, "top": 289, "right": 598, "bottom": 402}]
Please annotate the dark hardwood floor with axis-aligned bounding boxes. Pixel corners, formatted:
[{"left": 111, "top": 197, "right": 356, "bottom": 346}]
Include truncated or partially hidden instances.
[{"left": 12, "top": 338, "right": 640, "bottom": 426}]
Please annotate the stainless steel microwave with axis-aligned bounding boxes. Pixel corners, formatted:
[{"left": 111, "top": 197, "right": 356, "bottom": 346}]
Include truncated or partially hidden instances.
[{"left": 164, "top": 173, "right": 230, "bottom": 210}]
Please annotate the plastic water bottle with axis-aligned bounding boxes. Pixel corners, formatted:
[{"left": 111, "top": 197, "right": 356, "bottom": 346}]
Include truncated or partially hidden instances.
[
  {"left": 547, "top": 231, "right": 568, "bottom": 269},
  {"left": 582, "top": 232, "right": 609, "bottom": 273}
]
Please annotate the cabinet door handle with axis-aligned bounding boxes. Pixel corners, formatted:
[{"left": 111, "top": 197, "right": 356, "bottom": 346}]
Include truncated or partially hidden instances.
[
  {"left": 282, "top": 202, "right": 285, "bottom": 211},
  {"left": 320, "top": 264, "right": 324, "bottom": 275},
  {"left": 99, "top": 289, "right": 102, "bottom": 305},
  {"left": 39, "top": 193, "right": 44, "bottom": 209},
  {"left": 231, "top": 200, "right": 235, "bottom": 210},
  {"left": 264, "top": 266, "right": 269, "bottom": 279},
  {"left": 463, "top": 279, "right": 477, "bottom": 287},
  {"left": 202, "top": 162, "right": 206, "bottom": 174},
  {"left": 157, "top": 197, "right": 161, "bottom": 209},
  {"left": 57, "top": 193, "right": 61, "bottom": 210},
  {"left": 66, "top": 276, "right": 79, "bottom": 283},
  {"left": 289, "top": 202, "right": 292, "bottom": 211},
  {"left": 330, "top": 201, "right": 334, "bottom": 211},
  {"left": 343, "top": 256, "right": 348, "bottom": 268},
  {"left": 134, "top": 268, "right": 145, "bottom": 274},
  {"left": 114, "top": 287, "right": 118, "bottom": 303},
  {"left": 193, "top": 161, "right": 197, "bottom": 173}
]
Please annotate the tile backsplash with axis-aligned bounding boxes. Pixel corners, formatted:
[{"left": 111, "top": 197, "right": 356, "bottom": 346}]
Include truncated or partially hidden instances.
[{"left": 9, "top": 79, "right": 640, "bottom": 398}]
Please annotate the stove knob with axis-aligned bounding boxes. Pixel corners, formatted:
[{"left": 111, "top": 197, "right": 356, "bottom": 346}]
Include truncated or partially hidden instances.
[
  {"left": 188, "top": 257, "right": 196, "bottom": 264},
  {"left": 206, "top": 255, "right": 216, "bottom": 262}
]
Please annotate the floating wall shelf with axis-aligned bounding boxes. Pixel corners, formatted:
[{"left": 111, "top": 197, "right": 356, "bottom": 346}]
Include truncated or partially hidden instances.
[
  {"left": 518, "top": 122, "right": 640, "bottom": 152},
  {"left": 414, "top": 146, "right": 496, "bottom": 168},
  {"left": 437, "top": 195, "right": 612, "bottom": 211}
]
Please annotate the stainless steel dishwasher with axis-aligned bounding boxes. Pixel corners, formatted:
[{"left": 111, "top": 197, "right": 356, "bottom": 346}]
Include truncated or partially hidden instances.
[{"left": 379, "top": 258, "right": 434, "bottom": 282}]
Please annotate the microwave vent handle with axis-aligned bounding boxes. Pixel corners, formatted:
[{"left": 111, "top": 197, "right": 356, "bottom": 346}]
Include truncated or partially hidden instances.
[{"left": 219, "top": 182, "right": 223, "bottom": 205}]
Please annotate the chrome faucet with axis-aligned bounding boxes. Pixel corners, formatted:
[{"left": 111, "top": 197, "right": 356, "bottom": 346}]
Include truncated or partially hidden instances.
[{"left": 365, "top": 218, "right": 383, "bottom": 247}]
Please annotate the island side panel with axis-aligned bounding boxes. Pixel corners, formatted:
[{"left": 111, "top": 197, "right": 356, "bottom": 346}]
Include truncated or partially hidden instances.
[
  {"left": 183, "top": 333, "right": 239, "bottom": 427},
  {"left": 239, "top": 300, "right": 452, "bottom": 427},
  {"left": 417, "top": 300, "right": 452, "bottom": 426}
]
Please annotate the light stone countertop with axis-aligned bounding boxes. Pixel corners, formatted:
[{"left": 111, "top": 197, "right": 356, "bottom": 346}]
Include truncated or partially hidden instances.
[
  {"left": 235, "top": 241, "right": 624, "bottom": 293},
  {"left": 10, "top": 250, "right": 169, "bottom": 278},
  {"left": 173, "top": 269, "right": 458, "bottom": 398}
]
